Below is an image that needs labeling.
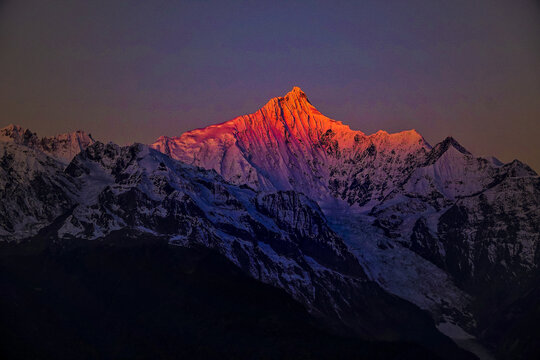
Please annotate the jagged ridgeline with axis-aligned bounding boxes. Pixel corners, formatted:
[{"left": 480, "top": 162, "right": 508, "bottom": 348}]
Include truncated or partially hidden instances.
[{"left": 1, "top": 87, "right": 538, "bottom": 360}]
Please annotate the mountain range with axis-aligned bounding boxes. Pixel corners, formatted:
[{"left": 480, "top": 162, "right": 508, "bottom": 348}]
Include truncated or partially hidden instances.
[{"left": 1, "top": 87, "right": 538, "bottom": 359}]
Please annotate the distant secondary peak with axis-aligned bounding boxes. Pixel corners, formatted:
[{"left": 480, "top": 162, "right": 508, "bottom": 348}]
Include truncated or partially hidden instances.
[
  {"left": 0, "top": 124, "right": 36, "bottom": 142},
  {"left": 0, "top": 124, "right": 95, "bottom": 164},
  {"left": 424, "top": 136, "right": 471, "bottom": 165},
  {"left": 440, "top": 136, "right": 471, "bottom": 155},
  {"left": 0, "top": 125, "right": 93, "bottom": 142}
]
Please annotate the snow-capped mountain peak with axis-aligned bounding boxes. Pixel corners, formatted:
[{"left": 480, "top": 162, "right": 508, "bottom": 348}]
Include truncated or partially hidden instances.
[
  {"left": 151, "top": 87, "right": 430, "bottom": 205},
  {"left": 428, "top": 136, "right": 471, "bottom": 161}
]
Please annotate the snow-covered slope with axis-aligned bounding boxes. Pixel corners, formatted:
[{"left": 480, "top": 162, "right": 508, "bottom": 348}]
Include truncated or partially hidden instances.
[{"left": 60, "top": 143, "right": 366, "bottom": 302}]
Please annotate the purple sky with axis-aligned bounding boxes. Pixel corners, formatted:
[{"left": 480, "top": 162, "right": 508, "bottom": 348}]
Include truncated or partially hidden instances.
[{"left": 1, "top": 0, "right": 539, "bottom": 170}]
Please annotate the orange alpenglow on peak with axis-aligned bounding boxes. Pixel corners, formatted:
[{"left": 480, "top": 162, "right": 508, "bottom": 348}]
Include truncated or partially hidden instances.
[
  {"left": 250, "top": 86, "right": 340, "bottom": 134},
  {"left": 151, "top": 87, "right": 431, "bottom": 204},
  {"left": 259, "top": 86, "right": 319, "bottom": 116},
  {"left": 285, "top": 86, "right": 308, "bottom": 101}
]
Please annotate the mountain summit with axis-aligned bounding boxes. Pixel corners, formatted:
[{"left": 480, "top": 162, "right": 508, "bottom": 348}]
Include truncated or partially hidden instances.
[
  {"left": 151, "top": 87, "right": 430, "bottom": 204},
  {"left": 260, "top": 86, "right": 325, "bottom": 118}
]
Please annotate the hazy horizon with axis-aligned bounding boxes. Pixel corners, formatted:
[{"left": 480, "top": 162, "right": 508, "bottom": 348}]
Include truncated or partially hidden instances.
[{"left": 1, "top": 0, "right": 539, "bottom": 170}]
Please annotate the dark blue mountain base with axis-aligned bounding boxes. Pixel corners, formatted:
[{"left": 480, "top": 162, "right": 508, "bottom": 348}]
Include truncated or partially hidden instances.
[{"left": 0, "top": 235, "right": 456, "bottom": 360}]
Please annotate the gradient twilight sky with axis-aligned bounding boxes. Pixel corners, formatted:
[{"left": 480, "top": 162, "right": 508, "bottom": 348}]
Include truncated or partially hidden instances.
[{"left": 1, "top": 0, "right": 539, "bottom": 170}]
